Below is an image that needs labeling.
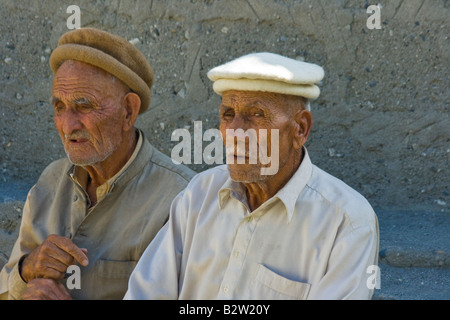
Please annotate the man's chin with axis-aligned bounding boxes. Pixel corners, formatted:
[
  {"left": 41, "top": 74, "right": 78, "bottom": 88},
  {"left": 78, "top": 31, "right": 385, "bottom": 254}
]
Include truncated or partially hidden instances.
[
  {"left": 66, "top": 153, "right": 104, "bottom": 167},
  {"left": 65, "top": 145, "right": 116, "bottom": 167},
  {"left": 67, "top": 157, "right": 95, "bottom": 167},
  {"left": 227, "top": 164, "right": 264, "bottom": 183}
]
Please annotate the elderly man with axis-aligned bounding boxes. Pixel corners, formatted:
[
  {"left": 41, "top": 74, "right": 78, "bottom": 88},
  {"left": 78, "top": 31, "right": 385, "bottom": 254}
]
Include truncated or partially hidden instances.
[
  {"left": 124, "top": 52, "right": 379, "bottom": 300},
  {"left": 0, "top": 28, "right": 195, "bottom": 300}
]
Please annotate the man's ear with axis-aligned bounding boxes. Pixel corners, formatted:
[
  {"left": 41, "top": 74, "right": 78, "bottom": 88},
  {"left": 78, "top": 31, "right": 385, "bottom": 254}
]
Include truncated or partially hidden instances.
[
  {"left": 122, "top": 92, "right": 141, "bottom": 131},
  {"left": 293, "top": 109, "right": 313, "bottom": 150}
]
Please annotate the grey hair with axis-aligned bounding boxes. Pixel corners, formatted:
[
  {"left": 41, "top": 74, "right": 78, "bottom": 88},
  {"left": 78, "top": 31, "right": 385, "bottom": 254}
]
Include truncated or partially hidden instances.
[{"left": 305, "top": 100, "right": 311, "bottom": 111}]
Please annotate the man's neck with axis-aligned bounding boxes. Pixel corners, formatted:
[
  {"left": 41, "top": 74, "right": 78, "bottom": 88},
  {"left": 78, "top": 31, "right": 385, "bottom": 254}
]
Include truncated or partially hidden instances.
[
  {"left": 243, "top": 149, "right": 303, "bottom": 212},
  {"left": 83, "top": 129, "right": 138, "bottom": 200}
]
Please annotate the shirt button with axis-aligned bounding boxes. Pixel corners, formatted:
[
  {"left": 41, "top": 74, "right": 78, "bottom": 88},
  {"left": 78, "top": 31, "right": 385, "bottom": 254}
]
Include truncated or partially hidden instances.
[
  {"left": 73, "top": 195, "right": 78, "bottom": 202},
  {"left": 233, "top": 251, "right": 240, "bottom": 258},
  {"left": 247, "top": 217, "right": 253, "bottom": 222},
  {"left": 223, "top": 286, "right": 229, "bottom": 293}
]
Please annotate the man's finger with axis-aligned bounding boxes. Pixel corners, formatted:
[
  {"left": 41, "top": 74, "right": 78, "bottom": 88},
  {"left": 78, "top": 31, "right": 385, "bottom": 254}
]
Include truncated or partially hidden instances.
[
  {"left": 49, "top": 235, "right": 89, "bottom": 266},
  {"left": 52, "top": 282, "right": 73, "bottom": 300},
  {"left": 23, "top": 278, "right": 72, "bottom": 300},
  {"left": 39, "top": 259, "right": 70, "bottom": 278}
]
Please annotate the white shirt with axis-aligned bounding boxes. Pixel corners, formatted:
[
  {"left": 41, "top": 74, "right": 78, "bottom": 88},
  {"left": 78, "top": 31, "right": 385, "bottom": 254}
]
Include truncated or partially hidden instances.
[{"left": 125, "top": 149, "right": 379, "bottom": 300}]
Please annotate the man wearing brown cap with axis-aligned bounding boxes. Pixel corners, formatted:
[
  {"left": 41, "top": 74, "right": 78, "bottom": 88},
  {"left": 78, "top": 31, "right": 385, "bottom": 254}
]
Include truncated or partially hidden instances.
[
  {"left": 125, "top": 53, "right": 379, "bottom": 300},
  {"left": 0, "top": 28, "right": 195, "bottom": 300}
]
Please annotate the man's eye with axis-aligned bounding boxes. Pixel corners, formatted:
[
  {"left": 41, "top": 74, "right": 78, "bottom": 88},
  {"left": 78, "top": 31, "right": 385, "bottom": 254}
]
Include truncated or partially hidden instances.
[
  {"left": 222, "top": 112, "right": 234, "bottom": 119},
  {"left": 79, "top": 104, "right": 93, "bottom": 112},
  {"left": 251, "top": 110, "right": 264, "bottom": 117},
  {"left": 54, "top": 104, "right": 65, "bottom": 113}
]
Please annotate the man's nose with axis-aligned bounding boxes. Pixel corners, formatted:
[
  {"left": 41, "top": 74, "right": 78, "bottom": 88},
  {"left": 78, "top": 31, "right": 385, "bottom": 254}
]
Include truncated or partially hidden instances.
[
  {"left": 61, "top": 110, "right": 83, "bottom": 135},
  {"left": 229, "top": 114, "right": 249, "bottom": 131}
]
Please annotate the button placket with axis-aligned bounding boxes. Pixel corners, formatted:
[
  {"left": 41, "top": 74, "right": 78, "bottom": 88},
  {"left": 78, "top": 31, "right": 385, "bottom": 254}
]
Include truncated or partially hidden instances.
[{"left": 217, "top": 213, "right": 258, "bottom": 298}]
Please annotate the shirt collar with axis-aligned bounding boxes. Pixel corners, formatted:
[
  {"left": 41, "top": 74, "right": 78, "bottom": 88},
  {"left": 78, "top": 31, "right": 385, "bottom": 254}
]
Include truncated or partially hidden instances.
[
  {"left": 218, "top": 178, "right": 248, "bottom": 210},
  {"left": 68, "top": 129, "right": 144, "bottom": 201},
  {"left": 218, "top": 147, "right": 313, "bottom": 222},
  {"left": 274, "top": 148, "right": 313, "bottom": 222}
]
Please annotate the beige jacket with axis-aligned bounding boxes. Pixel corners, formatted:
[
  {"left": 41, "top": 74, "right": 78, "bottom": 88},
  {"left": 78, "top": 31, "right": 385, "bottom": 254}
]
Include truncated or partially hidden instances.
[{"left": 0, "top": 132, "right": 195, "bottom": 299}]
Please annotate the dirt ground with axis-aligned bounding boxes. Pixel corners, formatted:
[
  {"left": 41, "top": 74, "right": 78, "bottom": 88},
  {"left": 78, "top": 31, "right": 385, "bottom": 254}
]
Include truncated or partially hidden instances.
[{"left": 1, "top": 0, "right": 448, "bottom": 213}]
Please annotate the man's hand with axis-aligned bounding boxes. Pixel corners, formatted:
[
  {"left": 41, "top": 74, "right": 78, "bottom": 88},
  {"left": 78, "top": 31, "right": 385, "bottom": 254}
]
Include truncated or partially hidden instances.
[
  {"left": 22, "top": 278, "right": 72, "bottom": 300},
  {"left": 21, "top": 234, "right": 88, "bottom": 282}
]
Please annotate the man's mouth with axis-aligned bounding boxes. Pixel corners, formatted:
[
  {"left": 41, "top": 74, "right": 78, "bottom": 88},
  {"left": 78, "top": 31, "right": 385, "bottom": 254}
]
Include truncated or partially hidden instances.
[
  {"left": 65, "top": 137, "right": 90, "bottom": 147},
  {"left": 233, "top": 150, "right": 249, "bottom": 158},
  {"left": 69, "top": 138, "right": 89, "bottom": 143},
  {"left": 64, "top": 133, "right": 91, "bottom": 146},
  {"left": 230, "top": 152, "right": 256, "bottom": 165}
]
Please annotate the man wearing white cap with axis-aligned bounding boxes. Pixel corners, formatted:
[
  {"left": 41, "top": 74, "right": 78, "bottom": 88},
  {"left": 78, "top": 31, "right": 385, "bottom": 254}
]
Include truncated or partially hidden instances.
[{"left": 125, "top": 52, "right": 379, "bottom": 300}]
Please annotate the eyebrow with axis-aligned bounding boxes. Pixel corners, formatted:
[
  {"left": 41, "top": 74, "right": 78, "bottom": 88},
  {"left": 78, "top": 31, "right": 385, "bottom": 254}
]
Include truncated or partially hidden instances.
[
  {"left": 245, "top": 102, "right": 266, "bottom": 109},
  {"left": 73, "top": 97, "right": 92, "bottom": 105},
  {"left": 50, "top": 96, "right": 93, "bottom": 106},
  {"left": 220, "top": 101, "right": 267, "bottom": 111}
]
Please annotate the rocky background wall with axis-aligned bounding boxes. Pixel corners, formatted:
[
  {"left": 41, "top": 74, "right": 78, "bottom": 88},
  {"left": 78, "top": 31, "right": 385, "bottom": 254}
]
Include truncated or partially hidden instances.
[{"left": 0, "top": 0, "right": 449, "bottom": 291}]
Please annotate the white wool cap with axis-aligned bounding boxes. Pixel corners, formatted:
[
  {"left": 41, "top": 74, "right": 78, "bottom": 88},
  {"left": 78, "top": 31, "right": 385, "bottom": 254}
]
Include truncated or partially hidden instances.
[{"left": 207, "top": 52, "right": 325, "bottom": 100}]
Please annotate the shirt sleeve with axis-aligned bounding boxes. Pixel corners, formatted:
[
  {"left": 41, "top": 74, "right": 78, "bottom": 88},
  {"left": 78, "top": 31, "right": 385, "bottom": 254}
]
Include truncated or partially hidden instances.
[
  {"left": 308, "top": 214, "right": 380, "bottom": 300},
  {"left": 0, "top": 189, "right": 37, "bottom": 300},
  {"left": 124, "top": 191, "right": 186, "bottom": 300}
]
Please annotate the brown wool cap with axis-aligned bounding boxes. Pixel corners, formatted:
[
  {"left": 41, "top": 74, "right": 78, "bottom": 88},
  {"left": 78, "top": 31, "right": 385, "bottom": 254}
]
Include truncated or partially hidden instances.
[{"left": 49, "top": 28, "right": 154, "bottom": 114}]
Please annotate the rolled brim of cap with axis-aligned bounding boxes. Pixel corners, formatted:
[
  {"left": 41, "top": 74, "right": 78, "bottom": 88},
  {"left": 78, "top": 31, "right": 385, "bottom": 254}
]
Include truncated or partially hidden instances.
[
  {"left": 212, "top": 78, "right": 321, "bottom": 100},
  {"left": 49, "top": 28, "right": 153, "bottom": 114}
]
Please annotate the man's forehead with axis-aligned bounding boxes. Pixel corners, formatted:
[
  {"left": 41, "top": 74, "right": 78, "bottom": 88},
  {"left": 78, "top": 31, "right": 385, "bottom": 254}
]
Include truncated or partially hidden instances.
[
  {"left": 221, "top": 90, "right": 285, "bottom": 105},
  {"left": 52, "top": 60, "right": 127, "bottom": 98},
  {"left": 55, "top": 60, "right": 111, "bottom": 79},
  {"left": 52, "top": 73, "right": 104, "bottom": 99}
]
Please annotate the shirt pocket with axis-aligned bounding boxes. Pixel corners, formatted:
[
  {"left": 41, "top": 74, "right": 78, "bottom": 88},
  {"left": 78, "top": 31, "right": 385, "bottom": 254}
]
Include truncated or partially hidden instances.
[
  {"left": 254, "top": 264, "right": 311, "bottom": 300},
  {"left": 93, "top": 259, "right": 138, "bottom": 299}
]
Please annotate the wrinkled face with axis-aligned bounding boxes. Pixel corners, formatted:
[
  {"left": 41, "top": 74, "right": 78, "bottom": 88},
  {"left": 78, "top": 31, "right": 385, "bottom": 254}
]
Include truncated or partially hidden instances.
[
  {"left": 52, "top": 60, "right": 129, "bottom": 166},
  {"left": 219, "top": 90, "right": 302, "bottom": 183}
]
